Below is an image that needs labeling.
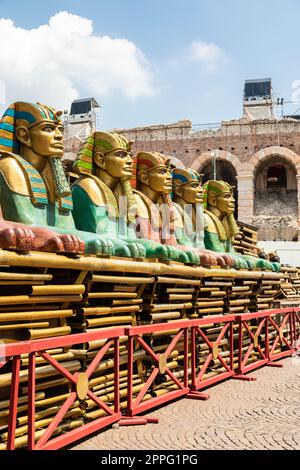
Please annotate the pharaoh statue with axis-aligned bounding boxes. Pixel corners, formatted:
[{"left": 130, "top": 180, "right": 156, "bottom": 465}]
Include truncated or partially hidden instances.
[
  {"left": 202, "top": 180, "right": 280, "bottom": 271},
  {"left": 171, "top": 167, "right": 240, "bottom": 268},
  {"left": 133, "top": 151, "right": 232, "bottom": 267},
  {"left": 0, "top": 101, "right": 143, "bottom": 258},
  {"left": 71, "top": 131, "right": 194, "bottom": 263}
]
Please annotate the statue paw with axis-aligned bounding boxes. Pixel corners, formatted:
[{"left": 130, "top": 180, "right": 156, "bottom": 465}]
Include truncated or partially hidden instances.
[
  {"left": 176, "top": 250, "right": 190, "bottom": 264},
  {"left": 0, "top": 227, "right": 36, "bottom": 251},
  {"left": 185, "top": 250, "right": 200, "bottom": 265},
  {"left": 41, "top": 234, "right": 84, "bottom": 254},
  {"left": 127, "top": 241, "right": 146, "bottom": 258},
  {"left": 112, "top": 240, "right": 131, "bottom": 258}
]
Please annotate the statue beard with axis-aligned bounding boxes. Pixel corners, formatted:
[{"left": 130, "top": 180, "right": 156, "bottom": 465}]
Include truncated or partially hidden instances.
[
  {"left": 120, "top": 177, "right": 138, "bottom": 224},
  {"left": 225, "top": 212, "right": 239, "bottom": 239},
  {"left": 50, "top": 157, "right": 71, "bottom": 199}
]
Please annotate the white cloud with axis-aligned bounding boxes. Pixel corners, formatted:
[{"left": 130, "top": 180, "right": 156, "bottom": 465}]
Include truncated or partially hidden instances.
[
  {"left": 188, "top": 40, "right": 227, "bottom": 72},
  {"left": 0, "top": 11, "right": 155, "bottom": 111}
]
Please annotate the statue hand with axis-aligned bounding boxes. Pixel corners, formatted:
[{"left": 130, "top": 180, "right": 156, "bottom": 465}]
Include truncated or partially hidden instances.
[
  {"left": 255, "top": 258, "right": 273, "bottom": 270},
  {"left": 233, "top": 256, "right": 248, "bottom": 270},
  {"left": 198, "top": 250, "right": 218, "bottom": 266},
  {"left": 136, "top": 240, "right": 178, "bottom": 261},
  {"left": 184, "top": 249, "right": 201, "bottom": 265},
  {"left": 41, "top": 234, "right": 84, "bottom": 254},
  {"left": 271, "top": 262, "right": 281, "bottom": 272},
  {"left": 125, "top": 241, "right": 147, "bottom": 258},
  {"left": 0, "top": 227, "right": 36, "bottom": 251}
]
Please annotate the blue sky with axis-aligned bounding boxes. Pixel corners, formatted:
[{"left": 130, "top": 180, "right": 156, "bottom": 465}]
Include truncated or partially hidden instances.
[{"left": 0, "top": 0, "right": 300, "bottom": 129}]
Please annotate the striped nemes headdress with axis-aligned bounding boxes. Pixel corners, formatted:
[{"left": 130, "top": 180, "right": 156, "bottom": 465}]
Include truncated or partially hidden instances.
[
  {"left": 0, "top": 102, "right": 62, "bottom": 154},
  {"left": 132, "top": 151, "right": 171, "bottom": 190},
  {"left": 202, "top": 180, "right": 234, "bottom": 210},
  {"left": 133, "top": 151, "right": 174, "bottom": 225},
  {"left": 172, "top": 168, "right": 203, "bottom": 186},
  {"left": 73, "top": 131, "right": 132, "bottom": 175}
]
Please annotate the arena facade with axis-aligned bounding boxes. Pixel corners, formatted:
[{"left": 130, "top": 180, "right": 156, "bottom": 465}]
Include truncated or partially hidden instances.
[{"left": 63, "top": 80, "right": 300, "bottom": 243}]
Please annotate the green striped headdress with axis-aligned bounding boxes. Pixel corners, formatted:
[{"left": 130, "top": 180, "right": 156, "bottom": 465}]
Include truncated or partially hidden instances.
[
  {"left": 73, "top": 131, "right": 132, "bottom": 175},
  {"left": 202, "top": 180, "right": 233, "bottom": 209}
]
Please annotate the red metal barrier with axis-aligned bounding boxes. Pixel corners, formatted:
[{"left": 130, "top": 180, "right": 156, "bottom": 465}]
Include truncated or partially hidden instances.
[
  {"left": 292, "top": 307, "right": 300, "bottom": 348},
  {"left": 233, "top": 311, "right": 269, "bottom": 379},
  {"left": 1, "top": 328, "right": 124, "bottom": 450},
  {"left": 190, "top": 315, "right": 235, "bottom": 391},
  {"left": 123, "top": 320, "right": 191, "bottom": 420},
  {"left": 267, "top": 308, "right": 294, "bottom": 362}
]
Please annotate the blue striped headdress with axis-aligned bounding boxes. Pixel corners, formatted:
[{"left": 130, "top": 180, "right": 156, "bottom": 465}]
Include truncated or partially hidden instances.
[{"left": 0, "top": 102, "right": 62, "bottom": 154}]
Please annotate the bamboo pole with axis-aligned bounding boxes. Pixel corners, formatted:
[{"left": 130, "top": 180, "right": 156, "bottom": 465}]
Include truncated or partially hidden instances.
[
  {"left": 25, "top": 326, "right": 71, "bottom": 340},
  {"left": 0, "top": 309, "right": 73, "bottom": 322},
  {"left": 0, "top": 295, "right": 82, "bottom": 305},
  {"left": 30, "top": 285, "right": 85, "bottom": 296},
  {"left": 92, "top": 274, "right": 155, "bottom": 284},
  {"left": 0, "top": 322, "right": 49, "bottom": 330},
  {"left": 150, "top": 312, "right": 181, "bottom": 321},
  {"left": 86, "top": 316, "right": 133, "bottom": 328},
  {"left": 0, "top": 272, "right": 52, "bottom": 281},
  {"left": 0, "top": 250, "right": 279, "bottom": 280},
  {"left": 0, "top": 360, "right": 81, "bottom": 388}
]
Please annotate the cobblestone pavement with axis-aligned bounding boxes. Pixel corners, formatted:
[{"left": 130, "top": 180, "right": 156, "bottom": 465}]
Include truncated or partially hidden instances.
[{"left": 72, "top": 357, "right": 300, "bottom": 450}]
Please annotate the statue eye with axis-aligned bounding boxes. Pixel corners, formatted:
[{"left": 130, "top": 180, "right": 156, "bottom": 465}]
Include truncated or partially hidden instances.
[{"left": 43, "top": 126, "right": 54, "bottom": 132}]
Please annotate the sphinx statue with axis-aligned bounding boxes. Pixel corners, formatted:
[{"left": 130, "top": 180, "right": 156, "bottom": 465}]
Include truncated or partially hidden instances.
[
  {"left": 0, "top": 101, "right": 141, "bottom": 257},
  {"left": 71, "top": 132, "right": 193, "bottom": 263},
  {"left": 171, "top": 167, "right": 237, "bottom": 268},
  {"left": 202, "top": 180, "right": 279, "bottom": 271},
  {"left": 132, "top": 151, "right": 222, "bottom": 266}
]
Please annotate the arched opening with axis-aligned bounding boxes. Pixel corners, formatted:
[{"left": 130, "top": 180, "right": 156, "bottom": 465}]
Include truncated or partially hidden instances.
[
  {"left": 266, "top": 165, "right": 287, "bottom": 188},
  {"left": 200, "top": 159, "right": 238, "bottom": 218},
  {"left": 253, "top": 156, "right": 298, "bottom": 241}
]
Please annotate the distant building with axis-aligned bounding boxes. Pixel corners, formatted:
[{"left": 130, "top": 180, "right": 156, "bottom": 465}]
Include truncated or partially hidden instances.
[{"left": 63, "top": 82, "right": 300, "bottom": 241}]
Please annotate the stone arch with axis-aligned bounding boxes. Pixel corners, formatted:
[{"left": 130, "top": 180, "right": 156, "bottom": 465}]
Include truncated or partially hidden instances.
[
  {"left": 251, "top": 146, "right": 300, "bottom": 241},
  {"left": 191, "top": 150, "right": 252, "bottom": 222},
  {"left": 249, "top": 146, "right": 300, "bottom": 175},
  {"left": 191, "top": 150, "right": 244, "bottom": 174}
]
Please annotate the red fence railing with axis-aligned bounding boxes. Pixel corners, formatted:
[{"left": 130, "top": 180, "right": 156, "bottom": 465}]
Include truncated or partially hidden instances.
[{"left": 0, "top": 308, "right": 298, "bottom": 450}]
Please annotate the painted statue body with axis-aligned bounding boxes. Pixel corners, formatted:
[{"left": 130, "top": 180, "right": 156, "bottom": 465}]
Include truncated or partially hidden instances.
[
  {"left": 71, "top": 132, "right": 191, "bottom": 262},
  {"left": 203, "top": 180, "right": 279, "bottom": 271},
  {"left": 0, "top": 102, "right": 140, "bottom": 257},
  {"left": 172, "top": 168, "right": 235, "bottom": 268}
]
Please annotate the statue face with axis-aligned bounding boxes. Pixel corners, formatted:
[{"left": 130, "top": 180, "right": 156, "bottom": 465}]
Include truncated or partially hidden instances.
[
  {"left": 182, "top": 181, "right": 204, "bottom": 204},
  {"left": 148, "top": 166, "right": 172, "bottom": 193},
  {"left": 27, "top": 121, "right": 64, "bottom": 157},
  {"left": 103, "top": 149, "right": 133, "bottom": 178},
  {"left": 215, "top": 191, "right": 235, "bottom": 214}
]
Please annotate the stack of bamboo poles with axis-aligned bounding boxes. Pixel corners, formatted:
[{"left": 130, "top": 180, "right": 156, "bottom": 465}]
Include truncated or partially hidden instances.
[
  {"left": 141, "top": 276, "right": 199, "bottom": 324},
  {"left": 249, "top": 276, "right": 281, "bottom": 311},
  {"left": 0, "top": 250, "right": 286, "bottom": 449},
  {"left": 274, "top": 267, "right": 300, "bottom": 307},
  {"left": 190, "top": 277, "right": 232, "bottom": 318},
  {"left": 292, "top": 269, "right": 300, "bottom": 295},
  {"left": 0, "top": 269, "right": 84, "bottom": 342},
  {"left": 226, "top": 278, "right": 257, "bottom": 314},
  {"left": 233, "top": 222, "right": 259, "bottom": 257},
  {"left": 68, "top": 271, "right": 154, "bottom": 333}
]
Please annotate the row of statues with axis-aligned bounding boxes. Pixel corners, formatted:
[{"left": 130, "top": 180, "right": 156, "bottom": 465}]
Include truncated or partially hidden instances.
[{"left": 0, "top": 101, "right": 279, "bottom": 271}]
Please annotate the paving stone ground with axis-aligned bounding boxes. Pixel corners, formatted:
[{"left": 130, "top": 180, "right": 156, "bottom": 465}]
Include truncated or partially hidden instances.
[{"left": 72, "top": 356, "right": 300, "bottom": 450}]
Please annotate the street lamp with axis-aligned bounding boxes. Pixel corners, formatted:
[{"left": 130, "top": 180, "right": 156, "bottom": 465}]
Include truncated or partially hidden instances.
[{"left": 211, "top": 150, "right": 218, "bottom": 180}]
